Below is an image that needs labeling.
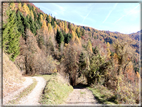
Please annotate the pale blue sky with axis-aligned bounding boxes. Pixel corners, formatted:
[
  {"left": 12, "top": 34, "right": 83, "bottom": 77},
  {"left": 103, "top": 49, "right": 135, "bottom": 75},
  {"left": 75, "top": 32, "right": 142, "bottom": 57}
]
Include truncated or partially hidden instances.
[{"left": 32, "top": 2, "right": 140, "bottom": 34}]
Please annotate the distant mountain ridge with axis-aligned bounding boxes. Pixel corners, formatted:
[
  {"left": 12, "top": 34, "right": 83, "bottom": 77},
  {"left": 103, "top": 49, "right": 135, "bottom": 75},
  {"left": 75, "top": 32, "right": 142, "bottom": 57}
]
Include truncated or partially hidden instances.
[{"left": 129, "top": 30, "right": 141, "bottom": 41}]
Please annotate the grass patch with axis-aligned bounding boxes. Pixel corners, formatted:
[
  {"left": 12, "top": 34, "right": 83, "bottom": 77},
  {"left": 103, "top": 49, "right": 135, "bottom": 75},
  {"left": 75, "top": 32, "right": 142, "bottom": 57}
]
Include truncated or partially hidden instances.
[
  {"left": 39, "top": 73, "right": 73, "bottom": 105},
  {"left": 88, "top": 85, "right": 118, "bottom": 105},
  {"left": 36, "top": 74, "right": 52, "bottom": 81},
  {"left": 80, "top": 91, "right": 85, "bottom": 94},
  {"left": 7, "top": 78, "right": 37, "bottom": 104}
]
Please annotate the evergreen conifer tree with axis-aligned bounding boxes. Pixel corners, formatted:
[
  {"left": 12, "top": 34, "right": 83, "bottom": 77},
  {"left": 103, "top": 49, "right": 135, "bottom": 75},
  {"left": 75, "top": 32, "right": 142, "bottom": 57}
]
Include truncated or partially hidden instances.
[
  {"left": 16, "top": 11, "right": 24, "bottom": 34},
  {"left": 29, "top": 16, "right": 36, "bottom": 35},
  {"left": 3, "top": 10, "right": 21, "bottom": 61},
  {"left": 56, "top": 29, "right": 64, "bottom": 45}
]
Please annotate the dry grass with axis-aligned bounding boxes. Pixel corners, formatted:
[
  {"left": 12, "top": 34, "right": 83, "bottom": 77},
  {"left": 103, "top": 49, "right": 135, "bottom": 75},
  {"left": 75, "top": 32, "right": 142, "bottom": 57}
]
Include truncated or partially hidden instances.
[{"left": 3, "top": 52, "right": 25, "bottom": 97}]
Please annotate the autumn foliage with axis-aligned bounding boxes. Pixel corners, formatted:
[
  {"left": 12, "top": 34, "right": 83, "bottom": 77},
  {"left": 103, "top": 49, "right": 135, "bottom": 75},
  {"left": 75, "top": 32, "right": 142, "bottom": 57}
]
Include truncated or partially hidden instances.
[{"left": 3, "top": 2, "right": 140, "bottom": 104}]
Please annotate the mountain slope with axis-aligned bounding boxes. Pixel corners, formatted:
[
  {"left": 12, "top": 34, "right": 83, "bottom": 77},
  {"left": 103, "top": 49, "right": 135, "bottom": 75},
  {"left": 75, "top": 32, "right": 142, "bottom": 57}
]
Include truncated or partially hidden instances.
[{"left": 2, "top": 1, "right": 140, "bottom": 104}]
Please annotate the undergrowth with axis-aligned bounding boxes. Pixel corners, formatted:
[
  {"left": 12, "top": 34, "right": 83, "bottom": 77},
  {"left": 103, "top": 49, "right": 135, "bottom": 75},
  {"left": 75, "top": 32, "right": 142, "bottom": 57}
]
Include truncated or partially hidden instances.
[{"left": 88, "top": 84, "right": 117, "bottom": 105}]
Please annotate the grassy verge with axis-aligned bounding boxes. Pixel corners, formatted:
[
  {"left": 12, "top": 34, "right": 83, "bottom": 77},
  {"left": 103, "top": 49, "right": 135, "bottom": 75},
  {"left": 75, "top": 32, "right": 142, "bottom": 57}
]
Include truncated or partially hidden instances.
[
  {"left": 39, "top": 73, "right": 73, "bottom": 105},
  {"left": 7, "top": 78, "right": 37, "bottom": 104},
  {"left": 88, "top": 85, "right": 118, "bottom": 105},
  {"left": 36, "top": 74, "right": 52, "bottom": 81}
]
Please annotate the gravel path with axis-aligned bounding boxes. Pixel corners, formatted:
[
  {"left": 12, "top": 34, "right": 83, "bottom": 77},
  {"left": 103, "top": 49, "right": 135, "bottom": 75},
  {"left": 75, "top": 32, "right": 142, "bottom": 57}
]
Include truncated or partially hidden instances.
[
  {"left": 17, "top": 76, "right": 46, "bottom": 105},
  {"left": 65, "top": 88, "right": 98, "bottom": 105},
  {"left": 3, "top": 77, "right": 33, "bottom": 104}
]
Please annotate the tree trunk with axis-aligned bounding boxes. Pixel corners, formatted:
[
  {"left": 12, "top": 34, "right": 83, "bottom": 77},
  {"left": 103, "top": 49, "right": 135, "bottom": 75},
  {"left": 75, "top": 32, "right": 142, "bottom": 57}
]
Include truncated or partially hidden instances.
[
  {"left": 69, "top": 72, "right": 76, "bottom": 86},
  {"left": 25, "top": 55, "right": 28, "bottom": 74}
]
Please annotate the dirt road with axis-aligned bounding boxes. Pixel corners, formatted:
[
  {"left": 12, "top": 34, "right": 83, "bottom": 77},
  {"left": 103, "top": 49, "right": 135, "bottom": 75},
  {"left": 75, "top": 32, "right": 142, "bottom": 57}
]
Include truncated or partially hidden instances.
[
  {"left": 4, "top": 76, "right": 46, "bottom": 105},
  {"left": 65, "top": 87, "right": 98, "bottom": 105},
  {"left": 17, "top": 76, "right": 46, "bottom": 105}
]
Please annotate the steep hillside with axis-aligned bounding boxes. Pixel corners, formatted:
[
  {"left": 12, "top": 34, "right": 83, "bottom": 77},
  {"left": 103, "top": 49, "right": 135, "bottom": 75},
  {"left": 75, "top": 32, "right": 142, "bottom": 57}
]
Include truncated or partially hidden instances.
[
  {"left": 79, "top": 25, "right": 140, "bottom": 53},
  {"left": 129, "top": 30, "right": 141, "bottom": 41},
  {"left": 3, "top": 53, "right": 24, "bottom": 97}
]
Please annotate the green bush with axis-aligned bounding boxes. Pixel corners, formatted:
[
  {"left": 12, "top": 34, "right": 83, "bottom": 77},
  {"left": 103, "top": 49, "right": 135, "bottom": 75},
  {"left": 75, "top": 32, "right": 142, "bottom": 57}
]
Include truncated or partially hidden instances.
[{"left": 85, "top": 55, "right": 104, "bottom": 85}]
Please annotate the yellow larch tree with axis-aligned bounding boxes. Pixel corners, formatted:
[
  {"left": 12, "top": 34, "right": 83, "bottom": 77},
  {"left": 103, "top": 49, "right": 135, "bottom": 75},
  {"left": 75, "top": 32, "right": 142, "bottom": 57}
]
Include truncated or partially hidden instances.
[
  {"left": 18, "top": 3, "right": 22, "bottom": 11},
  {"left": 71, "top": 31, "right": 76, "bottom": 41},
  {"left": 72, "top": 26, "right": 75, "bottom": 31},
  {"left": 113, "top": 53, "right": 118, "bottom": 69},
  {"left": 87, "top": 40, "right": 93, "bottom": 54},
  {"left": 49, "top": 14, "right": 51, "bottom": 23},
  {"left": 70, "top": 23, "right": 73, "bottom": 31},
  {"left": 41, "top": 20, "right": 48, "bottom": 41},
  {"left": 62, "top": 21, "right": 64, "bottom": 31},
  {"left": 136, "top": 72, "right": 140, "bottom": 78},
  {"left": 48, "top": 23, "right": 53, "bottom": 34},
  {"left": 64, "top": 21, "right": 67, "bottom": 28},
  {"left": 75, "top": 36, "right": 81, "bottom": 46},
  {"left": 76, "top": 27, "right": 80, "bottom": 33},
  {"left": 22, "top": 3, "right": 30, "bottom": 15},
  {"left": 33, "top": 7, "right": 36, "bottom": 11},
  {"left": 43, "top": 14, "right": 47, "bottom": 20},
  {"left": 107, "top": 42, "right": 111, "bottom": 59},
  {"left": 41, "top": 20, "right": 48, "bottom": 33},
  {"left": 30, "top": 10, "right": 34, "bottom": 20},
  {"left": 65, "top": 43, "right": 68, "bottom": 47},
  {"left": 71, "top": 24, "right": 76, "bottom": 31},
  {"left": 64, "top": 27, "right": 69, "bottom": 34},
  {"left": 59, "top": 21, "right": 65, "bottom": 31},
  {"left": 10, "top": 3, "right": 15, "bottom": 10},
  {"left": 40, "top": 14, "right": 44, "bottom": 23},
  {"left": 57, "top": 26, "right": 60, "bottom": 31},
  {"left": 74, "top": 25, "right": 77, "bottom": 30},
  {"left": 64, "top": 21, "right": 68, "bottom": 33},
  {"left": 76, "top": 27, "right": 80, "bottom": 36}
]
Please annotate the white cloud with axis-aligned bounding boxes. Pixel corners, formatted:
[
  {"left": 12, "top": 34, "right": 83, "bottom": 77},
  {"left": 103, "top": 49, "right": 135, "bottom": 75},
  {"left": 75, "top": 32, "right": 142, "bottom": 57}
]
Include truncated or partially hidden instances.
[
  {"left": 113, "top": 4, "right": 139, "bottom": 24},
  {"left": 103, "top": 3, "right": 117, "bottom": 23},
  {"left": 81, "top": 6, "right": 94, "bottom": 24},
  {"left": 51, "top": 3, "right": 66, "bottom": 15},
  {"left": 34, "top": 3, "right": 58, "bottom": 16}
]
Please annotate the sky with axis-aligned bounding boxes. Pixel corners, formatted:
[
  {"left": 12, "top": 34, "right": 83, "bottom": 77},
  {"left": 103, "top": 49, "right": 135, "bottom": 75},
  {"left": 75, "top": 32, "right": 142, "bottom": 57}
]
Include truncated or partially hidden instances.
[{"left": 31, "top": 2, "right": 140, "bottom": 34}]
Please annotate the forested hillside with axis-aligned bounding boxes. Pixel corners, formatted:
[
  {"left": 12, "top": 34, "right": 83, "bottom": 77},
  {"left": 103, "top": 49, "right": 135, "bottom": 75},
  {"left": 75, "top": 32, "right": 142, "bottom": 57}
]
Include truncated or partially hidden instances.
[{"left": 2, "top": 2, "right": 140, "bottom": 104}]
